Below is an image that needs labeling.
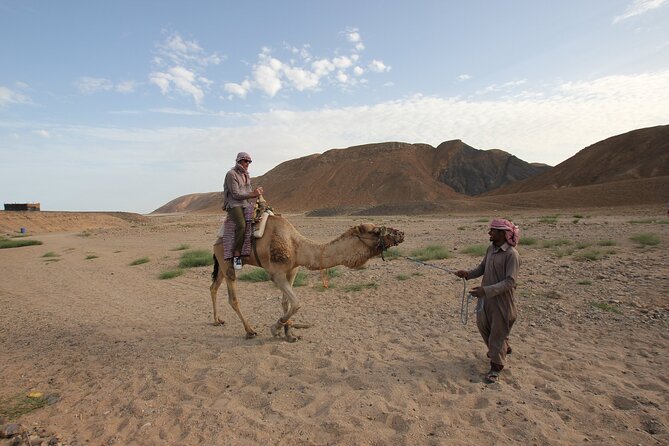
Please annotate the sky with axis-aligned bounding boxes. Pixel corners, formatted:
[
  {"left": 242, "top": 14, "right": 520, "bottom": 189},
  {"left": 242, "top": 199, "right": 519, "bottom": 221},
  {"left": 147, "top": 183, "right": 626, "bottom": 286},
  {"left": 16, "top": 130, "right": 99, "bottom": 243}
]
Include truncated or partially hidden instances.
[{"left": 1, "top": 1, "right": 668, "bottom": 213}]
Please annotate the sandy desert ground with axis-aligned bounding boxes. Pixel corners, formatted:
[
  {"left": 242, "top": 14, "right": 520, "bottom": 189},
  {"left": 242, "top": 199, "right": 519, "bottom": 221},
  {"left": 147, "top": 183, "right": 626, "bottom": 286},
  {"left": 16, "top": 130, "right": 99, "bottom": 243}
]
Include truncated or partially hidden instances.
[{"left": 1, "top": 207, "right": 668, "bottom": 445}]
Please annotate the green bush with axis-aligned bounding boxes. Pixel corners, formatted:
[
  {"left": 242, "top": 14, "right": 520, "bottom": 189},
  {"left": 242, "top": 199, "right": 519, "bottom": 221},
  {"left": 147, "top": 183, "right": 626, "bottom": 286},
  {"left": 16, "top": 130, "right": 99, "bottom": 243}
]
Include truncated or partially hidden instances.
[
  {"left": 541, "top": 239, "right": 572, "bottom": 248},
  {"left": 597, "top": 239, "right": 616, "bottom": 246},
  {"left": 238, "top": 268, "right": 270, "bottom": 282},
  {"left": 178, "top": 250, "right": 214, "bottom": 268},
  {"left": 591, "top": 301, "right": 622, "bottom": 314},
  {"left": 130, "top": 257, "right": 150, "bottom": 266},
  {"left": 462, "top": 244, "right": 487, "bottom": 256},
  {"left": 0, "top": 238, "right": 43, "bottom": 249},
  {"left": 396, "top": 274, "right": 410, "bottom": 281},
  {"left": 630, "top": 234, "right": 660, "bottom": 247},
  {"left": 42, "top": 251, "right": 59, "bottom": 258},
  {"left": 159, "top": 269, "right": 184, "bottom": 280},
  {"left": 538, "top": 216, "right": 558, "bottom": 224},
  {"left": 520, "top": 237, "right": 538, "bottom": 246},
  {"left": 85, "top": 255, "right": 98, "bottom": 260},
  {"left": 410, "top": 245, "right": 451, "bottom": 261},
  {"left": 574, "top": 249, "right": 604, "bottom": 261},
  {"left": 292, "top": 270, "right": 307, "bottom": 287},
  {"left": 171, "top": 243, "right": 190, "bottom": 251},
  {"left": 383, "top": 247, "right": 403, "bottom": 260},
  {"left": 343, "top": 282, "right": 378, "bottom": 292}
]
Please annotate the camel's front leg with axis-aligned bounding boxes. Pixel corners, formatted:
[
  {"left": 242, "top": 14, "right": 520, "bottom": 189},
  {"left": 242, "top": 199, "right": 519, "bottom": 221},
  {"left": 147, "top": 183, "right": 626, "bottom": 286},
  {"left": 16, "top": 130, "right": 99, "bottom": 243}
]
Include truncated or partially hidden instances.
[
  {"left": 225, "top": 267, "right": 258, "bottom": 339},
  {"left": 270, "top": 272, "right": 301, "bottom": 342}
]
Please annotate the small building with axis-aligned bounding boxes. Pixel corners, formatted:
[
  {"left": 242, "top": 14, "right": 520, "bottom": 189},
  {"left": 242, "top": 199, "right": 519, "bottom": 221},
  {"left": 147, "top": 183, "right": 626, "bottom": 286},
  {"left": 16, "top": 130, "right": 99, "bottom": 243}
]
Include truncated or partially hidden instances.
[{"left": 4, "top": 203, "right": 41, "bottom": 211}]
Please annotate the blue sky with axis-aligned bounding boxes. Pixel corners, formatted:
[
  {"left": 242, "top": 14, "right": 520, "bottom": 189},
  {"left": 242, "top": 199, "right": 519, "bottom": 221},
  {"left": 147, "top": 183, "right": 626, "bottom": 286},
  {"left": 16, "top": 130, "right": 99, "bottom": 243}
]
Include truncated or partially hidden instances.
[{"left": 1, "top": 0, "right": 668, "bottom": 213}]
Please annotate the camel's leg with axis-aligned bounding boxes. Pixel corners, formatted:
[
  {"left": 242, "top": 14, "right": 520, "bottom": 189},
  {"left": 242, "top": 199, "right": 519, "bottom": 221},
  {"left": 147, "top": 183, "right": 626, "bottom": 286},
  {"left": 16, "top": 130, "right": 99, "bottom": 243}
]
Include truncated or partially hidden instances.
[
  {"left": 210, "top": 251, "right": 226, "bottom": 325},
  {"left": 224, "top": 267, "right": 258, "bottom": 339},
  {"left": 270, "top": 271, "right": 302, "bottom": 342}
]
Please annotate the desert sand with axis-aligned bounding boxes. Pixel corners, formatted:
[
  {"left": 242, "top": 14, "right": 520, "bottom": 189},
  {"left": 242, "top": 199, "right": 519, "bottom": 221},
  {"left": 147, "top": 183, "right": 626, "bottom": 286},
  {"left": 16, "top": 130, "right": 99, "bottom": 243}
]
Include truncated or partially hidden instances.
[{"left": 1, "top": 207, "right": 667, "bottom": 445}]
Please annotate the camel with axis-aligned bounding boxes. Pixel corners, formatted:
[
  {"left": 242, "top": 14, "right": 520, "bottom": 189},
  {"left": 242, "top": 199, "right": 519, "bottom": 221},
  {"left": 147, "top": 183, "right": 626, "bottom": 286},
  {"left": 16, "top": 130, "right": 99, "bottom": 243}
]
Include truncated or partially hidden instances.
[{"left": 210, "top": 214, "right": 405, "bottom": 342}]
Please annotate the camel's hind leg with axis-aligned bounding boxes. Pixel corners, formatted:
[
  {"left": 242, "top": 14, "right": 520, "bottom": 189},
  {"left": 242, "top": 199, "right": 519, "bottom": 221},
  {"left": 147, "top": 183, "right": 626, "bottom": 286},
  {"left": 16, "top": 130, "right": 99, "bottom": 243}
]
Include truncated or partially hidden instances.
[
  {"left": 224, "top": 267, "right": 258, "bottom": 339},
  {"left": 212, "top": 246, "right": 257, "bottom": 338},
  {"left": 210, "top": 251, "right": 226, "bottom": 325}
]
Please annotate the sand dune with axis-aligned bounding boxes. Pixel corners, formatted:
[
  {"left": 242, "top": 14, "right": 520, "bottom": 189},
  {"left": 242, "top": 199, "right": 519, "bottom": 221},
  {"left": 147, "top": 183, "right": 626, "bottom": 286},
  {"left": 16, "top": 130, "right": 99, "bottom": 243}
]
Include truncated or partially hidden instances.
[{"left": 1, "top": 208, "right": 667, "bottom": 445}]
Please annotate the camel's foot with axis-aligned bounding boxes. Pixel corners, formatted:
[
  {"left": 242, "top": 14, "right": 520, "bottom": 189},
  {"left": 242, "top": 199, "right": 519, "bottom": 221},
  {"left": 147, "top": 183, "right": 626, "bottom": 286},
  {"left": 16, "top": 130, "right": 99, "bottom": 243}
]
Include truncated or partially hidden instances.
[
  {"left": 270, "top": 322, "right": 282, "bottom": 338},
  {"left": 213, "top": 317, "right": 225, "bottom": 326},
  {"left": 284, "top": 325, "right": 300, "bottom": 343},
  {"left": 245, "top": 330, "right": 258, "bottom": 339}
]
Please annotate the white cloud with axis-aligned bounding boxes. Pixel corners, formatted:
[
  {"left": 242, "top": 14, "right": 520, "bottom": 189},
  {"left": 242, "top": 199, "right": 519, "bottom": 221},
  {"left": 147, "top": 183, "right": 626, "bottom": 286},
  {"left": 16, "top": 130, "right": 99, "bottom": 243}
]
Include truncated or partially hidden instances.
[
  {"left": 0, "top": 85, "right": 31, "bottom": 107},
  {"left": 116, "top": 80, "right": 138, "bottom": 93},
  {"left": 224, "top": 80, "right": 251, "bottom": 98},
  {"left": 150, "top": 32, "right": 221, "bottom": 104},
  {"left": 76, "top": 77, "right": 114, "bottom": 94},
  {"left": 225, "top": 28, "right": 389, "bottom": 99},
  {"left": 368, "top": 59, "right": 390, "bottom": 73},
  {"left": 476, "top": 79, "right": 527, "bottom": 95},
  {"left": 457, "top": 74, "right": 472, "bottom": 81},
  {"left": 613, "top": 0, "right": 667, "bottom": 23},
  {"left": 150, "top": 66, "right": 205, "bottom": 104},
  {"left": 34, "top": 129, "right": 50, "bottom": 138},
  {"left": 283, "top": 67, "right": 320, "bottom": 91}
]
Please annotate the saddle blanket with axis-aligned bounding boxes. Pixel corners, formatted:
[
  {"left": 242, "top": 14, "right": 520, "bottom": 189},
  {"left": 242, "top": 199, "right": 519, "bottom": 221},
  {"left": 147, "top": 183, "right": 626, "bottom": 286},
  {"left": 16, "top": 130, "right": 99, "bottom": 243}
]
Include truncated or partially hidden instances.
[{"left": 214, "top": 206, "right": 254, "bottom": 261}]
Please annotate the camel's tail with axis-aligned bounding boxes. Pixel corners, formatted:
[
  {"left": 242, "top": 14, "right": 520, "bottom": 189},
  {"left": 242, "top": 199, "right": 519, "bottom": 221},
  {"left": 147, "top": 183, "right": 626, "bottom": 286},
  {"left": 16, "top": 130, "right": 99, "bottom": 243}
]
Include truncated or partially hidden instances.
[{"left": 211, "top": 255, "right": 219, "bottom": 282}]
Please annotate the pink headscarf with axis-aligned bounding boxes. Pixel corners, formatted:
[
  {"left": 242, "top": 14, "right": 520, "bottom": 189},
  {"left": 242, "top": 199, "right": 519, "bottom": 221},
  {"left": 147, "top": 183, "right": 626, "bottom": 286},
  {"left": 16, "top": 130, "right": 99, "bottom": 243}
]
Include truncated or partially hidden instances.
[{"left": 490, "top": 218, "right": 520, "bottom": 247}]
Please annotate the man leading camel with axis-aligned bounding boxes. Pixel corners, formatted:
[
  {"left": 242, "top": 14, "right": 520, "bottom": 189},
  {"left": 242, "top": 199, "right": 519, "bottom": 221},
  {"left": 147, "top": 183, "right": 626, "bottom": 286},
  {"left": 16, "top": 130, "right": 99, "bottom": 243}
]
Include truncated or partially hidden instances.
[
  {"left": 455, "top": 218, "right": 520, "bottom": 384},
  {"left": 223, "top": 152, "right": 263, "bottom": 270}
]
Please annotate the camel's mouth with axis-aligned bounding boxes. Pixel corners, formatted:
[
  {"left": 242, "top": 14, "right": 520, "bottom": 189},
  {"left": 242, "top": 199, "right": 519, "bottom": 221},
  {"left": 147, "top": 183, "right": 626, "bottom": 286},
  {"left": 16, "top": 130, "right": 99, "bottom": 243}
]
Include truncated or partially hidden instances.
[{"left": 381, "top": 227, "right": 404, "bottom": 248}]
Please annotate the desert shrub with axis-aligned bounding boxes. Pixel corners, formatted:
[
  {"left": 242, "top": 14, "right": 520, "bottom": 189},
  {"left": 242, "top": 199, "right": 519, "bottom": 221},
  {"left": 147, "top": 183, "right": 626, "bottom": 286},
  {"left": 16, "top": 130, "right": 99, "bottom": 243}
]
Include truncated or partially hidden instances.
[
  {"left": 597, "top": 239, "right": 616, "bottom": 246},
  {"left": 178, "top": 250, "right": 213, "bottom": 268},
  {"left": 42, "top": 252, "right": 58, "bottom": 258},
  {"left": 238, "top": 268, "right": 270, "bottom": 282},
  {"left": 574, "top": 249, "right": 604, "bottom": 261},
  {"left": 396, "top": 274, "right": 410, "bottom": 281},
  {"left": 130, "top": 257, "right": 150, "bottom": 266},
  {"left": 462, "top": 244, "right": 487, "bottom": 256},
  {"left": 520, "top": 237, "right": 538, "bottom": 246},
  {"left": 577, "top": 280, "right": 592, "bottom": 285},
  {"left": 552, "top": 247, "right": 575, "bottom": 258},
  {"left": 85, "top": 255, "right": 98, "bottom": 260},
  {"left": 159, "top": 269, "right": 184, "bottom": 280},
  {"left": 538, "top": 216, "right": 558, "bottom": 224},
  {"left": 573, "top": 214, "right": 584, "bottom": 219},
  {"left": 0, "top": 238, "right": 43, "bottom": 249},
  {"left": 575, "top": 241, "right": 592, "bottom": 249},
  {"left": 383, "top": 247, "right": 403, "bottom": 259},
  {"left": 541, "top": 239, "right": 572, "bottom": 248},
  {"left": 591, "top": 301, "right": 622, "bottom": 314},
  {"left": 410, "top": 245, "right": 451, "bottom": 261},
  {"left": 630, "top": 234, "right": 660, "bottom": 247},
  {"left": 171, "top": 243, "right": 190, "bottom": 251},
  {"left": 313, "top": 283, "right": 335, "bottom": 292},
  {"left": 343, "top": 282, "right": 378, "bottom": 292},
  {"left": 324, "top": 267, "right": 340, "bottom": 278},
  {"left": 292, "top": 270, "right": 307, "bottom": 287},
  {"left": 0, "top": 392, "right": 53, "bottom": 419}
]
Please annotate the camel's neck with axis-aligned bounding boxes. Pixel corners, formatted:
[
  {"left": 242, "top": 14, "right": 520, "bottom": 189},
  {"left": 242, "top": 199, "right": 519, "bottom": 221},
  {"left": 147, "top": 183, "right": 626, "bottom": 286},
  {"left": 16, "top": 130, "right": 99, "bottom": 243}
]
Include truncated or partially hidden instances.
[{"left": 296, "top": 235, "right": 375, "bottom": 271}]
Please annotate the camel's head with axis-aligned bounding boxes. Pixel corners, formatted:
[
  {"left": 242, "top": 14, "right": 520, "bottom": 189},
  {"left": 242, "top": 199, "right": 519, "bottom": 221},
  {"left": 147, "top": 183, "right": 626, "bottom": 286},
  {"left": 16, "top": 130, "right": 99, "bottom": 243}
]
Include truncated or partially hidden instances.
[{"left": 354, "top": 223, "right": 405, "bottom": 254}]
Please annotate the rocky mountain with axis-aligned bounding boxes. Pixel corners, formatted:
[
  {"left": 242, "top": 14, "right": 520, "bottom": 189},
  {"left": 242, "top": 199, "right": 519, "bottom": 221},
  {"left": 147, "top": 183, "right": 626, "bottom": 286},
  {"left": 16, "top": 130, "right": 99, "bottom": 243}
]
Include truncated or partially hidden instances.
[
  {"left": 153, "top": 140, "right": 546, "bottom": 214},
  {"left": 152, "top": 125, "right": 668, "bottom": 214},
  {"left": 488, "top": 124, "right": 669, "bottom": 195}
]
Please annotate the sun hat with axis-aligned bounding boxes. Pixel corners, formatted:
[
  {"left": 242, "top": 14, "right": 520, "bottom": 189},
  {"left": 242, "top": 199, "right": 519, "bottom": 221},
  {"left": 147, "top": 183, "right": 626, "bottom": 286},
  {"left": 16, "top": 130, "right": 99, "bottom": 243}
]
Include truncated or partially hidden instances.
[{"left": 236, "top": 152, "right": 252, "bottom": 163}]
